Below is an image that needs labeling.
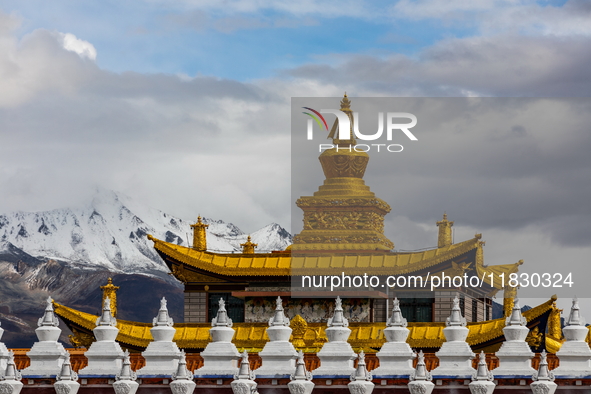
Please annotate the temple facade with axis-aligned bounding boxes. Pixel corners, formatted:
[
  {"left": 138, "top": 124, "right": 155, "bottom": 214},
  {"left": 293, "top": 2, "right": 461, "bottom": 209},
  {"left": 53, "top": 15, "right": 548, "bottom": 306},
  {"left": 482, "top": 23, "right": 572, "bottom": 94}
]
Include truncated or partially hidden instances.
[{"left": 149, "top": 95, "right": 520, "bottom": 327}]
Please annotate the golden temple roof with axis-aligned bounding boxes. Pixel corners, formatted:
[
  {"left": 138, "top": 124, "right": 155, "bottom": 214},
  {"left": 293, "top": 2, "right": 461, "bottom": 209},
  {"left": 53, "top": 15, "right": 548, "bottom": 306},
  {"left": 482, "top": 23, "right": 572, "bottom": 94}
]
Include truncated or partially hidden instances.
[
  {"left": 148, "top": 234, "right": 521, "bottom": 289},
  {"left": 54, "top": 297, "right": 558, "bottom": 353}
]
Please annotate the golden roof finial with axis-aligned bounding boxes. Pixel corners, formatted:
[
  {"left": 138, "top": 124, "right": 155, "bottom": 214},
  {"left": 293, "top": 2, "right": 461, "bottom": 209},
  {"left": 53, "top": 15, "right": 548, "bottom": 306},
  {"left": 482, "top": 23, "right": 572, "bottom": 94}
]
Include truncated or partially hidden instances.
[
  {"left": 436, "top": 213, "right": 454, "bottom": 248},
  {"left": 100, "top": 277, "right": 120, "bottom": 317},
  {"left": 191, "top": 215, "right": 209, "bottom": 251},
  {"left": 240, "top": 235, "right": 258, "bottom": 254}
]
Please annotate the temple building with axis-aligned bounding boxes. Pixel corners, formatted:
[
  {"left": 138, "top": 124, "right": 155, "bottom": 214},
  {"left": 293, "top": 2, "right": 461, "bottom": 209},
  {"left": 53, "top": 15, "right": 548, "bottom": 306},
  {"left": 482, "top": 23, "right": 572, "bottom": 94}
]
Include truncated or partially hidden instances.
[
  {"left": 148, "top": 94, "right": 520, "bottom": 325},
  {"left": 54, "top": 95, "right": 562, "bottom": 355}
]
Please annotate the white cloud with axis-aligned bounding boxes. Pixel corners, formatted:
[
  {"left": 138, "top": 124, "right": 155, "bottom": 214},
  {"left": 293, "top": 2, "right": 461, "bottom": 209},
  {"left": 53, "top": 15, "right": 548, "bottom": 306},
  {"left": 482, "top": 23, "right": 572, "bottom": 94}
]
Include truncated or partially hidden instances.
[{"left": 59, "top": 32, "right": 97, "bottom": 60}]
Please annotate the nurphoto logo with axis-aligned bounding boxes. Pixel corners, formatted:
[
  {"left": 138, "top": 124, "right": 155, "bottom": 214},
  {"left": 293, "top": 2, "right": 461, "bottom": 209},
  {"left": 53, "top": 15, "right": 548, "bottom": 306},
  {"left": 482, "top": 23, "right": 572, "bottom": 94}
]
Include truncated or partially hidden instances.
[{"left": 302, "top": 106, "right": 418, "bottom": 152}]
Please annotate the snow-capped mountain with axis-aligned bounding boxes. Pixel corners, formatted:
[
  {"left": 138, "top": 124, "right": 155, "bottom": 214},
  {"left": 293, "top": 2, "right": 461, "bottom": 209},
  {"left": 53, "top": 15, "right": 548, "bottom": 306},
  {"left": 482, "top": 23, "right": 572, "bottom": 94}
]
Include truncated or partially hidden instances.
[{"left": 0, "top": 189, "right": 292, "bottom": 274}]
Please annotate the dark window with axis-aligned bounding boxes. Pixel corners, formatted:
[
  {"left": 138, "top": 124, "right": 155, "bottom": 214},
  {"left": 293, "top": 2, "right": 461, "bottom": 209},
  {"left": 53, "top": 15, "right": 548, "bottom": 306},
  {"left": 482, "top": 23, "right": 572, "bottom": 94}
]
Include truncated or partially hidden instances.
[
  {"left": 208, "top": 293, "right": 245, "bottom": 323},
  {"left": 472, "top": 299, "right": 478, "bottom": 322},
  {"left": 399, "top": 298, "right": 433, "bottom": 322}
]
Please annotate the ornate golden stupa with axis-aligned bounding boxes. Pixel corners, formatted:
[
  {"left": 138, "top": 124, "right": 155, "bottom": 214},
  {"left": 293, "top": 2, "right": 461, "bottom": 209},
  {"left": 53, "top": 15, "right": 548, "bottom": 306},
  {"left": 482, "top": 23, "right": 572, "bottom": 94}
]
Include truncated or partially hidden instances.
[{"left": 294, "top": 94, "right": 393, "bottom": 253}]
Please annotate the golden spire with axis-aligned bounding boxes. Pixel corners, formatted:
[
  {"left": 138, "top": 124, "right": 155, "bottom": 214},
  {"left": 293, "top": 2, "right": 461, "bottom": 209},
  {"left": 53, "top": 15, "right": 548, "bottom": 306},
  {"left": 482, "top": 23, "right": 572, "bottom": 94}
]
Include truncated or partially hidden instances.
[
  {"left": 436, "top": 213, "right": 454, "bottom": 248},
  {"left": 190, "top": 216, "right": 209, "bottom": 251},
  {"left": 240, "top": 235, "right": 258, "bottom": 254},
  {"left": 100, "top": 277, "right": 120, "bottom": 317},
  {"left": 327, "top": 93, "right": 356, "bottom": 146}
]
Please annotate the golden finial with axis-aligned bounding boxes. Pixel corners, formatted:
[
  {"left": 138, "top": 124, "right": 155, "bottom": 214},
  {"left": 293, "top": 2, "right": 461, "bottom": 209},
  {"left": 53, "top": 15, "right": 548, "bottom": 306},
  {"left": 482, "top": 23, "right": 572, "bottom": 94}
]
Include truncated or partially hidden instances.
[
  {"left": 240, "top": 235, "right": 258, "bottom": 254},
  {"left": 436, "top": 213, "right": 453, "bottom": 248},
  {"left": 100, "top": 277, "right": 120, "bottom": 317},
  {"left": 340, "top": 93, "right": 351, "bottom": 112},
  {"left": 191, "top": 215, "right": 209, "bottom": 251}
]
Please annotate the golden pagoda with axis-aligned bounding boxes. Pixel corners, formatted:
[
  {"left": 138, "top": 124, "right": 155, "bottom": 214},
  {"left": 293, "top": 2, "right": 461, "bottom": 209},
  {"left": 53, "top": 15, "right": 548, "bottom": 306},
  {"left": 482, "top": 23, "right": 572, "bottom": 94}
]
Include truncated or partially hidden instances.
[{"left": 55, "top": 95, "right": 564, "bottom": 354}]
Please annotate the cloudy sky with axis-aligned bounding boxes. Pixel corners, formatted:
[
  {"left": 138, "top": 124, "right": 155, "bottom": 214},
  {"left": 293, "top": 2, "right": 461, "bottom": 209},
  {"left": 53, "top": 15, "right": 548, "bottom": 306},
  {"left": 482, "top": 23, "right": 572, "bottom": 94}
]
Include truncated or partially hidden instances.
[{"left": 1, "top": 1, "right": 590, "bottom": 309}]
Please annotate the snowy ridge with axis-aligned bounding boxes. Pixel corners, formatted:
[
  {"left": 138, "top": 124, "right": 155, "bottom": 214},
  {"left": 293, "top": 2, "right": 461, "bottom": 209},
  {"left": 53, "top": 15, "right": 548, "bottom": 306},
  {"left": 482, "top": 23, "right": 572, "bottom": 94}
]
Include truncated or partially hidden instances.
[{"left": 0, "top": 189, "right": 292, "bottom": 274}]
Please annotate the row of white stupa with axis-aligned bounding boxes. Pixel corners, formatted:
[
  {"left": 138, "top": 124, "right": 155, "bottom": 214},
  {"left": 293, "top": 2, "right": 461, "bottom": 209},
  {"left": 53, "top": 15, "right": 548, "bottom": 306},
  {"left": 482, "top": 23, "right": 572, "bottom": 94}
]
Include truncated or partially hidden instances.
[{"left": 0, "top": 294, "right": 588, "bottom": 394}]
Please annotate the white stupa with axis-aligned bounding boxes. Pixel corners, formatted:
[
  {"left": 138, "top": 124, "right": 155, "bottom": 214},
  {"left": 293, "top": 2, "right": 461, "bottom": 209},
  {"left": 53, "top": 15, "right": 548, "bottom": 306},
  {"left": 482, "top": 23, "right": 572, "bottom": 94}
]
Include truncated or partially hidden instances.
[
  {"left": 136, "top": 297, "right": 181, "bottom": 377},
  {"left": 21, "top": 297, "right": 67, "bottom": 378},
  {"left": 552, "top": 297, "right": 591, "bottom": 377},
  {"left": 78, "top": 297, "right": 124, "bottom": 376},
  {"left": 371, "top": 298, "right": 415, "bottom": 377},
  {"left": 430, "top": 295, "right": 475, "bottom": 378},
  {"left": 312, "top": 296, "right": 356, "bottom": 377},
  {"left": 194, "top": 297, "right": 241, "bottom": 377},
  {"left": 493, "top": 298, "right": 535, "bottom": 377},
  {"left": 255, "top": 296, "right": 298, "bottom": 378}
]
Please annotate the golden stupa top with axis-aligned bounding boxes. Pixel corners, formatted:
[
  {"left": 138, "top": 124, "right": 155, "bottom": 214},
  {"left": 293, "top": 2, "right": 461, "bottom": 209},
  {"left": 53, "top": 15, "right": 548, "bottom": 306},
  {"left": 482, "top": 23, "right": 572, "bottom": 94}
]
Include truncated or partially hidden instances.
[{"left": 53, "top": 297, "right": 560, "bottom": 353}]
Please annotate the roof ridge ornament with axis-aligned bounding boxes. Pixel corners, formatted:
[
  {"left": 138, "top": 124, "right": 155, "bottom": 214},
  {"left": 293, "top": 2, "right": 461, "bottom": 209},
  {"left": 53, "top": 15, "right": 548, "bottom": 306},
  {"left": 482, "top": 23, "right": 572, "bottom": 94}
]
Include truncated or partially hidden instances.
[
  {"left": 387, "top": 297, "right": 407, "bottom": 327},
  {"left": 240, "top": 235, "right": 258, "bottom": 254},
  {"left": 38, "top": 296, "right": 59, "bottom": 327},
  {"left": 153, "top": 297, "right": 174, "bottom": 327},
  {"left": 191, "top": 215, "right": 209, "bottom": 251},
  {"left": 212, "top": 298, "right": 233, "bottom": 327},
  {"left": 327, "top": 296, "right": 349, "bottom": 328},
  {"left": 506, "top": 298, "right": 527, "bottom": 326},
  {"left": 446, "top": 296, "right": 467, "bottom": 327},
  {"left": 269, "top": 296, "right": 290, "bottom": 327}
]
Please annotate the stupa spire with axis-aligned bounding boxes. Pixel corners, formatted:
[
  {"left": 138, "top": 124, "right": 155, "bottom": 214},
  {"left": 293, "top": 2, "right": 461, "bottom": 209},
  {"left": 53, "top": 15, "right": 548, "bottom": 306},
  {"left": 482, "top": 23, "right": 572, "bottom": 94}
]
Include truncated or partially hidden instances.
[
  {"left": 473, "top": 351, "right": 493, "bottom": 381},
  {"left": 96, "top": 296, "right": 117, "bottom": 327},
  {"left": 411, "top": 351, "right": 431, "bottom": 381},
  {"left": 291, "top": 350, "right": 312, "bottom": 381},
  {"left": 153, "top": 297, "right": 174, "bottom": 327},
  {"left": 172, "top": 350, "right": 193, "bottom": 380},
  {"left": 506, "top": 298, "right": 527, "bottom": 326},
  {"left": 351, "top": 351, "right": 372, "bottom": 381},
  {"left": 211, "top": 297, "right": 233, "bottom": 327},
  {"left": 57, "top": 353, "right": 77, "bottom": 381},
  {"left": 387, "top": 297, "right": 407, "bottom": 327},
  {"left": 566, "top": 297, "right": 585, "bottom": 326},
  {"left": 446, "top": 295, "right": 467, "bottom": 327},
  {"left": 236, "top": 350, "right": 255, "bottom": 380},
  {"left": 327, "top": 296, "right": 349, "bottom": 327},
  {"left": 269, "top": 296, "right": 290, "bottom": 326},
  {"left": 38, "top": 296, "right": 59, "bottom": 327},
  {"left": 3, "top": 351, "right": 20, "bottom": 381}
]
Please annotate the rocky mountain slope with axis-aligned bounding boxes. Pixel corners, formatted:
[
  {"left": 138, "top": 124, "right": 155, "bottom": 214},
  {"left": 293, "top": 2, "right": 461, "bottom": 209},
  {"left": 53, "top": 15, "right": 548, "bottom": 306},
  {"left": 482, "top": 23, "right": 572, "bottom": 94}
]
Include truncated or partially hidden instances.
[{"left": 0, "top": 189, "right": 292, "bottom": 348}]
